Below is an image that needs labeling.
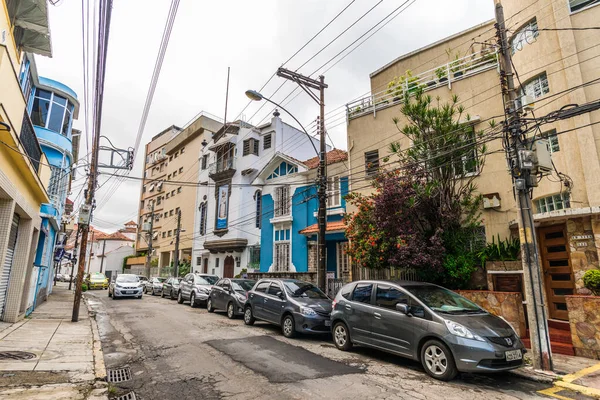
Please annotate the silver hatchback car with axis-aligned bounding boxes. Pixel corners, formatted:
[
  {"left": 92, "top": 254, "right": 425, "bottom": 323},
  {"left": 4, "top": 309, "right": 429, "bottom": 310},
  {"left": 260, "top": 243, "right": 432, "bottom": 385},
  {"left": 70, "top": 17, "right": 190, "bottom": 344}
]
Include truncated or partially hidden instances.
[{"left": 330, "top": 280, "right": 525, "bottom": 381}]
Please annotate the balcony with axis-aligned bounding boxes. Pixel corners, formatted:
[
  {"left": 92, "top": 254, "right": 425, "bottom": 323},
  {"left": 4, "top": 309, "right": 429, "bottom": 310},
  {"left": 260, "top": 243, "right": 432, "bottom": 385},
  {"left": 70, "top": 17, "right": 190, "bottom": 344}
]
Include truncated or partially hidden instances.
[
  {"left": 347, "top": 49, "right": 499, "bottom": 120},
  {"left": 20, "top": 111, "right": 42, "bottom": 172},
  {"left": 208, "top": 157, "right": 236, "bottom": 181}
]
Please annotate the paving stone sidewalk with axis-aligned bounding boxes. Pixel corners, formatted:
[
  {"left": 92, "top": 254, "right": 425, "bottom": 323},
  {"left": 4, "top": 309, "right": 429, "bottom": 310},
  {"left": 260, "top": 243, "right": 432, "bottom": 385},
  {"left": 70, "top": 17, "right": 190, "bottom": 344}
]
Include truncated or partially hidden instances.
[{"left": 0, "top": 283, "right": 107, "bottom": 399}]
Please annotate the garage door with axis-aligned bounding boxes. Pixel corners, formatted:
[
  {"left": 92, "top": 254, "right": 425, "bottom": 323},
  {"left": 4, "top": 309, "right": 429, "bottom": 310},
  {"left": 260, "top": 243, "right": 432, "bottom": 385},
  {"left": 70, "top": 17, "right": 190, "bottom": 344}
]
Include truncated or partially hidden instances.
[{"left": 0, "top": 214, "right": 19, "bottom": 320}]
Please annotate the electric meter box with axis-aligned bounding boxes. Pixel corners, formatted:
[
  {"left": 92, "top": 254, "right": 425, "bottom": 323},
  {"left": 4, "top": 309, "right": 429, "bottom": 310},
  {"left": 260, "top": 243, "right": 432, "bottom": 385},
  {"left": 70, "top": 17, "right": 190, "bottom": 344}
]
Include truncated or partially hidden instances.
[{"left": 534, "top": 139, "right": 553, "bottom": 174}]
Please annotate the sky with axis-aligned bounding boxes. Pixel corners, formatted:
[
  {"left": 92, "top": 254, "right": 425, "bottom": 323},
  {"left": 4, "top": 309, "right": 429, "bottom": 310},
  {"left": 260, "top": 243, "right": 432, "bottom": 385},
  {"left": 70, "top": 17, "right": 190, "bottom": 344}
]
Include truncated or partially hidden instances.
[{"left": 35, "top": 0, "right": 495, "bottom": 232}]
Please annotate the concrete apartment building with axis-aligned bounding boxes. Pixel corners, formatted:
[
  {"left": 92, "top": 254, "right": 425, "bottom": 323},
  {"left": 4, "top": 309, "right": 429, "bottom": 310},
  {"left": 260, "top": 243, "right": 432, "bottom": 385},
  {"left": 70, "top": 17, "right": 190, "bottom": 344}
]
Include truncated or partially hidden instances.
[
  {"left": 345, "top": 0, "right": 600, "bottom": 324},
  {"left": 135, "top": 114, "right": 222, "bottom": 275}
]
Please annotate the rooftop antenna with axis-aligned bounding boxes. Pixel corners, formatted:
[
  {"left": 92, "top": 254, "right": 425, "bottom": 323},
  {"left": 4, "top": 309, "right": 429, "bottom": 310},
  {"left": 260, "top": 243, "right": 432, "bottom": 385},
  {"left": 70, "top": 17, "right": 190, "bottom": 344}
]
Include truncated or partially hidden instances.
[{"left": 223, "top": 66, "right": 230, "bottom": 128}]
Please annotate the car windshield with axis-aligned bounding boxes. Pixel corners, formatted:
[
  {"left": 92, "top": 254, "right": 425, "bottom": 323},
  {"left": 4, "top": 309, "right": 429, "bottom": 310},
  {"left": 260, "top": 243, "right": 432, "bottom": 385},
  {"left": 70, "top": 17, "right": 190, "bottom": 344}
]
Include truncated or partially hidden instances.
[
  {"left": 91, "top": 274, "right": 105, "bottom": 280},
  {"left": 116, "top": 275, "right": 139, "bottom": 283},
  {"left": 198, "top": 275, "right": 218, "bottom": 285},
  {"left": 153, "top": 278, "right": 166, "bottom": 283},
  {"left": 173, "top": 278, "right": 181, "bottom": 284},
  {"left": 283, "top": 281, "right": 328, "bottom": 299},
  {"left": 403, "top": 285, "right": 483, "bottom": 314},
  {"left": 232, "top": 280, "right": 255, "bottom": 292}
]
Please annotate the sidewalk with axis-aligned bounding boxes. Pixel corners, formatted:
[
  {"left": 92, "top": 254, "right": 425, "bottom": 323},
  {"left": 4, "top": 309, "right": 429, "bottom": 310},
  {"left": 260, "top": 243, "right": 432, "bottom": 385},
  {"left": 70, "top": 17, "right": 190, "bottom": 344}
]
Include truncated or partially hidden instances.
[{"left": 0, "top": 283, "right": 107, "bottom": 399}]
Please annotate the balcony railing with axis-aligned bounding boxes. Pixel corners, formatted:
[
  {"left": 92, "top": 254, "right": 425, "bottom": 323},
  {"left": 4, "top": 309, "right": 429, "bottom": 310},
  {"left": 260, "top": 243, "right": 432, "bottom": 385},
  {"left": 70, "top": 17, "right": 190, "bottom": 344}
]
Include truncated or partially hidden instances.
[
  {"left": 208, "top": 157, "right": 236, "bottom": 178},
  {"left": 347, "top": 49, "right": 499, "bottom": 120},
  {"left": 20, "top": 111, "right": 42, "bottom": 172}
]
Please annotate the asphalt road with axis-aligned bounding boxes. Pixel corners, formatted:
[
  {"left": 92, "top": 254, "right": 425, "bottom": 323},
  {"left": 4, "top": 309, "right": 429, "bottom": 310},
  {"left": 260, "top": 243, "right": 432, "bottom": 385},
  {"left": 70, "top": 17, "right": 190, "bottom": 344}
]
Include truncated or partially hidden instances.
[{"left": 86, "top": 289, "right": 552, "bottom": 400}]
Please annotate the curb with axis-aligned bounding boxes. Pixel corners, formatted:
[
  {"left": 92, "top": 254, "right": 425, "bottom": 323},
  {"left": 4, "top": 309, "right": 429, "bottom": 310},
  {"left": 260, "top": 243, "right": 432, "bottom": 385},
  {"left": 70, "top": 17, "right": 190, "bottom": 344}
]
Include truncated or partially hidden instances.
[
  {"left": 508, "top": 367, "right": 560, "bottom": 384},
  {"left": 83, "top": 295, "right": 107, "bottom": 381}
]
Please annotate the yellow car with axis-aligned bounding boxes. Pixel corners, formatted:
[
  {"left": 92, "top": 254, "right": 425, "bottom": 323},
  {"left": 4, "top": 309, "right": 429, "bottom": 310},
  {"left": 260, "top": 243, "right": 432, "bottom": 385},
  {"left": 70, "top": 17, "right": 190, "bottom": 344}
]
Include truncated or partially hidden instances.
[{"left": 86, "top": 273, "right": 109, "bottom": 290}]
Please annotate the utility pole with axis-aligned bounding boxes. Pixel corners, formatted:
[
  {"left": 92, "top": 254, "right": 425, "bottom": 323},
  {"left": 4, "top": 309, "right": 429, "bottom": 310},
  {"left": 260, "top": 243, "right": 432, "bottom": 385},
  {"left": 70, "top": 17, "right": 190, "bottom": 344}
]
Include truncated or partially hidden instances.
[
  {"left": 99, "top": 238, "right": 107, "bottom": 273},
  {"left": 86, "top": 230, "right": 96, "bottom": 274},
  {"left": 495, "top": 1, "right": 552, "bottom": 370},
  {"left": 173, "top": 209, "right": 181, "bottom": 277},
  {"left": 69, "top": 226, "right": 80, "bottom": 291},
  {"left": 72, "top": 0, "right": 112, "bottom": 322},
  {"left": 145, "top": 202, "right": 155, "bottom": 278},
  {"left": 276, "top": 67, "right": 328, "bottom": 291}
]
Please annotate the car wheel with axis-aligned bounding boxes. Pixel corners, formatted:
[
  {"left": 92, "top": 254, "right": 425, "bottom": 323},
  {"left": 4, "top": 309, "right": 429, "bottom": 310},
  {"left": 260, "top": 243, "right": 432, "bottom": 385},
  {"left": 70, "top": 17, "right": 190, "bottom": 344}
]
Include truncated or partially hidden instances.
[
  {"left": 177, "top": 291, "right": 183, "bottom": 304},
  {"left": 161, "top": 290, "right": 165, "bottom": 298},
  {"left": 108, "top": 290, "right": 112, "bottom": 298},
  {"left": 152, "top": 288, "right": 156, "bottom": 296},
  {"left": 207, "top": 298, "right": 214, "bottom": 313},
  {"left": 244, "top": 306, "right": 255, "bottom": 325},
  {"left": 420, "top": 340, "right": 458, "bottom": 381},
  {"left": 190, "top": 292, "right": 196, "bottom": 308},
  {"left": 143, "top": 286, "right": 147, "bottom": 294},
  {"left": 333, "top": 322, "right": 353, "bottom": 351},
  {"left": 227, "top": 302, "right": 235, "bottom": 319},
  {"left": 170, "top": 289, "right": 175, "bottom": 300},
  {"left": 282, "top": 315, "right": 296, "bottom": 338}
]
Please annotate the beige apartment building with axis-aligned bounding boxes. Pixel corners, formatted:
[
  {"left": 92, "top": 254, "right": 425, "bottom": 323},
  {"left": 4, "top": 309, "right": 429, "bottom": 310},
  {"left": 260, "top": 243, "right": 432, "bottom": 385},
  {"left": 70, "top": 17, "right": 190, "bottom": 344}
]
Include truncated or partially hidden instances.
[
  {"left": 346, "top": 0, "right": 600, "bottom": 323},
  {"left": 135, "top": 114, "right": 222, "bottom": 275}
]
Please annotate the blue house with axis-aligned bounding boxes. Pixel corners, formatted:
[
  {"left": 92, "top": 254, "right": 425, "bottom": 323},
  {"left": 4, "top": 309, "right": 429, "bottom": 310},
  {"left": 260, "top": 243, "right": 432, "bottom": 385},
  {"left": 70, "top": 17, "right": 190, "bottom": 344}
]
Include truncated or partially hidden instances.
[
  {"left": 19, "top": 54, "right": 80, "bottom": 312},
  {"left": 253, "top": 149, "right": 350, "bottom": 281}
]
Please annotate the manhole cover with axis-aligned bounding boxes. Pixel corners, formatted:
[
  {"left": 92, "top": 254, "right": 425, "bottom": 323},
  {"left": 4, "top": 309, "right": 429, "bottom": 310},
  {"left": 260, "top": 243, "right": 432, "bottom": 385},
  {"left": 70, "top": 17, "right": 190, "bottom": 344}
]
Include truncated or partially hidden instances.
[
  {"left": 114, "top": 392, "right": 136, "bottom": 400},
  {"left": 0, "top": 351, "right": 36, "bottom": 360},
  {"left": 106, "top": 367, "right": 132, "bottom": 383}
]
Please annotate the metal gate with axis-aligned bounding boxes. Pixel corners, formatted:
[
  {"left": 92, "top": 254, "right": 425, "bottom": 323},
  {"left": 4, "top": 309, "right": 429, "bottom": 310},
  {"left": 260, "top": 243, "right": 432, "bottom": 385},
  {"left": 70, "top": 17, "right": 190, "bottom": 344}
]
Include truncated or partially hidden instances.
[{"left": 0, "top": 215, "right": 19, "bottom": 320}]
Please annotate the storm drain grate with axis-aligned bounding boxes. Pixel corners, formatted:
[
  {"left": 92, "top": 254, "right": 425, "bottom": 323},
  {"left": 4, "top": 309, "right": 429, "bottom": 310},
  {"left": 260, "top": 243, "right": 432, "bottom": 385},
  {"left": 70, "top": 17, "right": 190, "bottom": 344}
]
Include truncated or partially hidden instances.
[
  {"left": 114, "top": 392, "right": 136, "bottom": 400},
  {"left": 0, "top": 351, "right": 36, "bottom": 360},
  {"left": 106, "top": 367, "right": 132, "bottom": 383}
]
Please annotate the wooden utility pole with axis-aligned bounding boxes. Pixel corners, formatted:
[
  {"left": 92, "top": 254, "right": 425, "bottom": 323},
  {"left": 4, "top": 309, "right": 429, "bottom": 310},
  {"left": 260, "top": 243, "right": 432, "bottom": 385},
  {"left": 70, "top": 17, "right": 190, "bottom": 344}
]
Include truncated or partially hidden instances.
[
  {"left": 68, "top": 226, "right": 80, "bottom": 291},
  {"left": 495, "top": 1, "right": 552, "bottom": 370}
]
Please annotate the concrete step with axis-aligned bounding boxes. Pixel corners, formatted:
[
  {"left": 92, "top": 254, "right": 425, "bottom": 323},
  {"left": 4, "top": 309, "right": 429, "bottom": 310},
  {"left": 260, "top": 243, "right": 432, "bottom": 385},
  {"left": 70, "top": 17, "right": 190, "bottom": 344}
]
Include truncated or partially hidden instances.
[{"left": 522, "top": 338, "right": 575, "bottom": 356}]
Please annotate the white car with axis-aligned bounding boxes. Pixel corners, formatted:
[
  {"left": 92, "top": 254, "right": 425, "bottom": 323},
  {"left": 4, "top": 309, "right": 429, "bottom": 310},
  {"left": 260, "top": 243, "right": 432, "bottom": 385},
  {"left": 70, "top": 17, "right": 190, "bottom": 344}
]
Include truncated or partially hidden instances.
[{"left": 109, "top": 274, "right": 143, "bottom": 299}]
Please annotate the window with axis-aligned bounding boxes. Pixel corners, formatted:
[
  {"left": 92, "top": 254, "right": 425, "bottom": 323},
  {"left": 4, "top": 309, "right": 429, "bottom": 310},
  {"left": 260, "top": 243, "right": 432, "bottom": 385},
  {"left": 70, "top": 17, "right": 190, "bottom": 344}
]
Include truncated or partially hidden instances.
[
  {"left": 164, "top": 212, "right": 168, "bottom": 218},
  {"left": 454, "top": 127, "right": 479, "bottom": 176},
  {"left": 215, "top": 258, "right": 220, "bottom": 271},
  {"left": 327, "top": 176, "right": 341, "bottom": 207},
  {"left": 274, "top": 243, "right": 290, "bottom": 271},
  {"left": 169, "top": 156, "right": 173, "bottom": 161},
  {"left": 510, "top": 18, "right": 538, "bottom": 54},
  {"left": 177, "top": 187, "right": 182, "bottom": 194},
  {"left": 199, "top": 202, "right": 207, "bottom": 235},
  {"left": 201, "top": 155, "right": 208, "bottom": 170},
  {"left": 365, "top": 150, "right": 380, "bottom": 177},
  {"left": 255, "top": 281, "right": 270, "bottom": 293},
  {"left": 47, "top": 166, "right": 68, "bottom": 209},
  {"left": 176, "top": 207, "right": 180, "bottom": 213},
  {"left": 243, "top": 138, "right": 259, "bottom": 156},
  {"left": 19, "top": 59, "right": 33, "bottom": 101},
  {"left": 181, "top": 147, "right": 185, "bottom": 154},
  {"left": 267, "top": 283, "right": 282, "bottom": 296},
  {"left": 143, "top": 185, "right": 146, "bottom": 193},
  {"left": 168, "top": 230, "right": 172, "bottom": 237},
  {"left": 30, "top": 88, "right": 74, "bottom": 136},
  {"left": 254, "top": 190, "right": 262, "bottom": 228},
  {"left": 542, "top": 129, "right": 560, "bottom": 153},
  {"left": 337, "top": 242, "right": 350, "bottom": 275},
  {"left": 170, "top": 210, "right": 174, "bottom": 216},
  {"left": 340, "top": 284, "right": 355, "bottom": 300},
  {"left": 171, "top": 190, "right": 175, "bottom": 196},
  {"left": 263, "top": 133, "right": 272, "bottom": 149},
  {"left": 162, "top": 232, "right": 166, "bottom": 238},
  {"left": 196, "top": 256, "right": 201, "bottom": 266},
  {"left": 166, "top": 193, "right": 170, "bottom": 199},
  {"left": 157, "top": 196, "right": 162, "bottom": 205},
  {"left": 274, "top": 186, "right": 290, "bottom": 217},
  {"left": 569, "top": 0, "right": 599, "bottom": 12},
  {"left": 352, "top": 283, "right": 373, "bottom": 303},
  {"left": 535, "top": 193, "right": 571, "bottom": 213},
  {"left": 376, "top": 285, "right": 408, "bottom": 310},
  {"left": 174, "top": 152, "right": 178, "bottom": 159},
  {"left": 173, "top": 171, "right": 177, "bottom": 177},
  {"left": 249, "top": 246, "right": 260, "bottom": 268},
  {"left": 168, "top": 174, "right": 171, "bottom": 180},
  {"left": 179, "top": 167, "right": 183, "bottom": 174},
  {"left": 160, "top": 163, "right": 164, "bottom": 172},
  {"left": 521, "top": 72, "right": 549, "bottom": 100}
]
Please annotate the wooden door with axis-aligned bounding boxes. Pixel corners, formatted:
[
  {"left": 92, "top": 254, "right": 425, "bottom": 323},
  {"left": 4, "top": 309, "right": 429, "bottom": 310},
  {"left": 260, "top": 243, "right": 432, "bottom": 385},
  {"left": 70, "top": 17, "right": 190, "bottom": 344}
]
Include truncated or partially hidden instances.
[
  {"left": 224, "top": 256, "right": 234, "bottom": 278},
  {"left": 538, "top": 225, "right": 574, "bottom": 320},
  {"left": 203, "top": 258, "right": 208, "bottom": 274}
]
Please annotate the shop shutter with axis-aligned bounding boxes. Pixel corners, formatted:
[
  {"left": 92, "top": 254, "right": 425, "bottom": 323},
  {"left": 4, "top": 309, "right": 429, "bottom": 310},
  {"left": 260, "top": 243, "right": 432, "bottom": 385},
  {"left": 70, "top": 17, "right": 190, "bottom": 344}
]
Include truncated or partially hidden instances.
[{"left": 0, "top": 214, "right": 20, "bottom": 320}]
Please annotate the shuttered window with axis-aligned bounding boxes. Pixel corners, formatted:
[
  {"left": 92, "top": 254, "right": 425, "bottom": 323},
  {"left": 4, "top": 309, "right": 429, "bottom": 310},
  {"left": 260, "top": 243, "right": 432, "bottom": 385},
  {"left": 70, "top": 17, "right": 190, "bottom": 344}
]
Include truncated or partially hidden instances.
[
  {"left": 263, "top": 134, "right": 272, "bottom": 150},
  {"left": 365, "top": 150, "right": 380, "bottom": 177},
  {"left": 243, "top": 138, "right": 259, "bottom": 156}
]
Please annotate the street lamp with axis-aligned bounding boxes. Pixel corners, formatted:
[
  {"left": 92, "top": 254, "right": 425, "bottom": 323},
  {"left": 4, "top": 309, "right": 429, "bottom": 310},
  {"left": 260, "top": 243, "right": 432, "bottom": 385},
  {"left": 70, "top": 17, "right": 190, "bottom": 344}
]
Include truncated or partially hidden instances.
[{"left": 245, "top": 90, "right": 319, "bottom": 157}]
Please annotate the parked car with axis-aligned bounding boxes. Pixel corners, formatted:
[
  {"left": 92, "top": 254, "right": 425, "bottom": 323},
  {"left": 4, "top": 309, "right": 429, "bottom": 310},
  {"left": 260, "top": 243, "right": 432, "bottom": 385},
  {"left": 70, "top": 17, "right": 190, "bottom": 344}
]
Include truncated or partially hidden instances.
[
  {"left": 161, "top": 277, "right": 181, "bottom": 300},
  {"left": 207, "top": 278, "right": 256, "bottom": 318},
  {"left": 243, "top": 279, "right": 332, "bottom": 338},
  {"left": 109, "top": 274, "right": 143, "bottom": 299},
  {"left": 55, "top": 273, "right": 63, "bottom": 282},
  {"left": 85, "top": 272, "right": 109, "bottom": 290},
  {"left": 137, "top": 275, "right": 149, "bottom": 284},
  {"left": 330, "top": 280, "right": 525, "bottom": 381},
  {"left": 61, "top": 274, "right": 71, "bottom": 282},
  {"left": 177, "top": 273, "right": 219, "bottom": 307},
  {"left": 144, "top": 277, "right": 166, "bottom": 295}
]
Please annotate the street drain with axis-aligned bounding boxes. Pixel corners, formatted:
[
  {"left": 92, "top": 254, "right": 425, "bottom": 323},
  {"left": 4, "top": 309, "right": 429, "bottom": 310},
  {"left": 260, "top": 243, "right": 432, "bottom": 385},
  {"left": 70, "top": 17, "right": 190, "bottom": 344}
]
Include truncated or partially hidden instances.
[
  {"left": 114, "top": 392, "right": 136, "bottom": 400},
  {"left": 0, "top": 351, "right": 36, "bottom": 360},
  {"left": 106, "top": 367, "right": 132, "bottom": 383}
]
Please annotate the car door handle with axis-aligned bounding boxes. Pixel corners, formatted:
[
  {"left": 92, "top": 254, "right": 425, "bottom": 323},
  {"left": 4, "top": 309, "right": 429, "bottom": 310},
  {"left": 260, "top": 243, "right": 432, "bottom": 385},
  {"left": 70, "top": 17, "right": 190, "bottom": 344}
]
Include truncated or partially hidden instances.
[
  {"left": 264, "top": 298, "right": 268, "bottom": 302},
  {"left": 374, "top": 312, "right": 382, "bottom": 319}
]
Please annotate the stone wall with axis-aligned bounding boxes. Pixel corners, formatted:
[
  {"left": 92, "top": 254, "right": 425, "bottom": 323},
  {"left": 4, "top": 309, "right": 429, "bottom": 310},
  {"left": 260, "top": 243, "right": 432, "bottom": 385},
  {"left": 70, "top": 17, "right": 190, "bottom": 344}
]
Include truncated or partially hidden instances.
[
  {"left": 456, "top": 290, "right": 526, "bottom": 338},
  {"left": 566, "top": 295, "right": 600, "bottom": 359},
  {"left": 247, "top": 272, "right": 317, "bottom": 284},
  {"left": 567, "top": 217, "right": 600, "bottom": 294}
]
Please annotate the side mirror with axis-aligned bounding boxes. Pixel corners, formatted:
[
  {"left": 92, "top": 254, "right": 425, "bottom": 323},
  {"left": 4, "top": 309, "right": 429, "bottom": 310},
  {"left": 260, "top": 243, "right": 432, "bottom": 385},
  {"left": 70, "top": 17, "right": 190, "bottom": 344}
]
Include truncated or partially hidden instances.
[
  {"left": 276, "top": 291, "right": 284, "bottom": 300},
  {"left": 395, "top": 303, "right": 410, "bottom": 315}
]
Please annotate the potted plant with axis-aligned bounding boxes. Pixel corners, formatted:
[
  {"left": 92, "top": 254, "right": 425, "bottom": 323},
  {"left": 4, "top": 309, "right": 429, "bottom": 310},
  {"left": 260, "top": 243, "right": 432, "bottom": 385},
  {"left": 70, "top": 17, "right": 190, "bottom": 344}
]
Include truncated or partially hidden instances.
[
  {"left": 450, "top": 54, "right": 463, "bottom": 78},
  {"left": 435, "top": 67, "right": 447, "bottom": 83},
  {"left": 387, "top": 77, "right": 404, "bottom": 102}
]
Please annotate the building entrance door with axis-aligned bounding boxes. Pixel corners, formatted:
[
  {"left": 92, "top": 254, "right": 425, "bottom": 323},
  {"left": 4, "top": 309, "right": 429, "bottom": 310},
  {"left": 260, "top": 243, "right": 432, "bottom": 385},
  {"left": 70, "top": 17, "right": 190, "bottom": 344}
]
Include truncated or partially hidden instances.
[
  {"left": 224, "top": 256, "right": 234, "bottom": 278},
  {"left": 538, "top": 225, "right": 574, "bottom": 320},
  {"left": 203, "top": 258, "right": 208, "bottom": 274}
]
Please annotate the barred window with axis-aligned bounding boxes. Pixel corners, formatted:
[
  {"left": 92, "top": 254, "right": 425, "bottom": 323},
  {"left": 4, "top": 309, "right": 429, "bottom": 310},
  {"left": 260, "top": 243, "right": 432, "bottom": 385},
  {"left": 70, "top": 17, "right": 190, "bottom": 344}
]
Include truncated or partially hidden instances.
[
  {"left": 542, "top": 129, "right": 560, "bottom": 154},
  {"left": 521, "top": 72, "right": 549, "bottom": 100},
  {"left": 327, "top": 176, "right": 341, "bottom": 208},
  {"left": 274, "top": 243, "right": 290, "bottom": 272},
  {"left": 510, "top": 18, "right": 538, "bottom": 54},
  {"left": 274, "top": 186, "right": 290, "bottom": 217}
]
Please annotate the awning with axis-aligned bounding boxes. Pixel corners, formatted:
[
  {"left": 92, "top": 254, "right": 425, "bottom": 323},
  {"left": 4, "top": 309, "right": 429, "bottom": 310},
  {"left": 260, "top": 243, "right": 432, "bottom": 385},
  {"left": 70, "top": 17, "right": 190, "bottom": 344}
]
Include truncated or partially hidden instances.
[
  {"left": 203, "top": 238, "right": 248, "bottom": 253},
  {"left": 7, "top": 0, "right": 52, "bottom": 57},
  {"left": 299, "top": 221, "right": 347, "bottom": 235}
]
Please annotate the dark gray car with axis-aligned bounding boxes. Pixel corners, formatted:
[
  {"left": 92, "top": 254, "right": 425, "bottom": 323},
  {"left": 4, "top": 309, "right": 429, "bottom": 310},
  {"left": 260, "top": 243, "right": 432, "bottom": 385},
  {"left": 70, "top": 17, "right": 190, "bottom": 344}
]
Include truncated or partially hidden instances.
[
  {"left": 177, "top": 273, "right": 219, "bottom": 307},
  {"left": 161, "top": 277, "right": 181, "bottom": 300},
  {"left": 330, "top": 280, "right": 525, "bottom": 381},
  {"left": 243, "top": 279, "right": 332, "bottom": 338},
  {"left": 207, "top": 278, "right": 256, "bottom": 318}
]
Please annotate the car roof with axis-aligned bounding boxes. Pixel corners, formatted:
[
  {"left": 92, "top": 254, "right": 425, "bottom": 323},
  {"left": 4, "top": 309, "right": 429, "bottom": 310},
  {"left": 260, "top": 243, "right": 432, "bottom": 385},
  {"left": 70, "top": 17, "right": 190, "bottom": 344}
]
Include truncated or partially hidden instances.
[
  {"left": 352, "top": 280, "right": 435, "bottom": 287},
  {"left": 259, "top": 278, "right": 309, "bottom": 284}
]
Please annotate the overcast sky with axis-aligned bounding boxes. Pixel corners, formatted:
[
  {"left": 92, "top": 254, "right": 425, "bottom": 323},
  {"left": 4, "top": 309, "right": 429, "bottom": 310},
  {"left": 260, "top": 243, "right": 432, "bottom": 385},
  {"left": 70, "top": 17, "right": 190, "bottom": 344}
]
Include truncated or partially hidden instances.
[{"left": 35, "top": 0, "right": 494, "bottom": 232}]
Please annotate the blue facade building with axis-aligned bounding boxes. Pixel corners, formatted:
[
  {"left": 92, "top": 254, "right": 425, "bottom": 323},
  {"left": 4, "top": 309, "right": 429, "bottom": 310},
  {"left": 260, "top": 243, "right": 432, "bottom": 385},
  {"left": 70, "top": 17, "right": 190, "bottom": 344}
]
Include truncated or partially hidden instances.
[
  {"left": 254, "top": 150, "right": 350, "bottom": 280},
  {"left": 19, "top": 54, "right": 80, "bottom": 313}
]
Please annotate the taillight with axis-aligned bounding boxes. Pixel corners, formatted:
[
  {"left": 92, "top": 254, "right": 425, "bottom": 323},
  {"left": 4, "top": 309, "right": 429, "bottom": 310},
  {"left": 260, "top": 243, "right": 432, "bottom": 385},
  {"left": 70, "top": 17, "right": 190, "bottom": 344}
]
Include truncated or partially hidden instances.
[{"left": 332, "top": 299, "right": 337, "bottom": 308}]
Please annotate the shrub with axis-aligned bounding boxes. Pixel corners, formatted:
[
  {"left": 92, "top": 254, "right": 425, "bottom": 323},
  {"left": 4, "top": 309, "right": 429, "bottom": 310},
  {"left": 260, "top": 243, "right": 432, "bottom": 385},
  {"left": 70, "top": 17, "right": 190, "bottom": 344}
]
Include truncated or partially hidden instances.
[
  {"left": 81, "top": 283, "right": 88, "bottom": 292},
  {"left": 583, "top": 269, "right": 600, "bottom": 296}
]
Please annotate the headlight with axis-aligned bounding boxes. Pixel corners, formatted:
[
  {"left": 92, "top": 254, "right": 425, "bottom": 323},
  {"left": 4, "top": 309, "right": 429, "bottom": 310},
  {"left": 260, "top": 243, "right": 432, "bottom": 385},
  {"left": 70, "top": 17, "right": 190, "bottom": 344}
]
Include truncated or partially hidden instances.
[
  {"left": 444, "top": 319, "right": 484, "bottom": 341},
  {"left": 300, "top": 307, "right": 317, "bottom": 316},
  {"left": 115, "top": 284, "right": 123, "bottom": 289},
  {"left": 235, "top": 293, "right": 246, "bottom": 302},
  {"left": 197, "top": 286, "right": 209, "bottom": 293}
]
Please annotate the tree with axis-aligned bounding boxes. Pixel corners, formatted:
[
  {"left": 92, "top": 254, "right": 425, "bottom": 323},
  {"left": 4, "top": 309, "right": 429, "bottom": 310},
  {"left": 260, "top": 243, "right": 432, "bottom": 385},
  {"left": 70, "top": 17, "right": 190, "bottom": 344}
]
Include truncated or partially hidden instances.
[{"left": 346, "top": 88, "right": 495, "bottom": 288}]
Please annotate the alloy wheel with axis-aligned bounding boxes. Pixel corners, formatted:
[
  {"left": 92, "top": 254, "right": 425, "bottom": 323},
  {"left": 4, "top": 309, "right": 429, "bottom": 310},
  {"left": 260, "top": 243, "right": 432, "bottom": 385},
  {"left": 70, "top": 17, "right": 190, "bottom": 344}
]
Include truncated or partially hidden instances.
[
  {"left": 424, "top": 345, "right": 448, "bottom": 376},
  {"left": 334, "top": 325, "right": 347, "bottom": 347},
  {"left": 283, "top": 317, "right": 294, "bottom": 337},
  {"left": 227, "top": 303, "right": 234, "bottom": 319},
  {"left": 190, "top": 292, "right": 196, "bottom": 307}
]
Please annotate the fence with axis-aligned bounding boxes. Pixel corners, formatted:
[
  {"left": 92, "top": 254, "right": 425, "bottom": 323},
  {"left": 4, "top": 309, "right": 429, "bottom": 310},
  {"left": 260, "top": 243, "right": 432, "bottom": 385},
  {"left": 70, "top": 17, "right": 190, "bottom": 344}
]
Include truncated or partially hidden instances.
[{"left": 351, "top": 265, "right": 420, "bottom": 281}]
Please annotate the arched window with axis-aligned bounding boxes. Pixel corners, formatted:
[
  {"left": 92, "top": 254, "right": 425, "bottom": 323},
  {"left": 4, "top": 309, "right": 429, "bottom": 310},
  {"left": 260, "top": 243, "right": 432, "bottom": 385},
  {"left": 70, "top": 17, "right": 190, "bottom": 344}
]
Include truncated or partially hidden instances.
[{"left": 254, "top": 190, "right": 262, "bottom": 228}]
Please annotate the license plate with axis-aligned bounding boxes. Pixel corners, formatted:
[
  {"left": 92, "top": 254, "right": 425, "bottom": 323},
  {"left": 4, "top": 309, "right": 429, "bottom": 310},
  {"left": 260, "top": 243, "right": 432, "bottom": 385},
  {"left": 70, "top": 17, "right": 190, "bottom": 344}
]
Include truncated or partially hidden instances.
[
  {"left": 125, "top": 291, "right": 131, "bottom": 294},
  {"left": 325, "top": 320, "right": 331, "bottom": 327},
  {"left": 505, "top": 349, "right": 522, "bottom": 361}
]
